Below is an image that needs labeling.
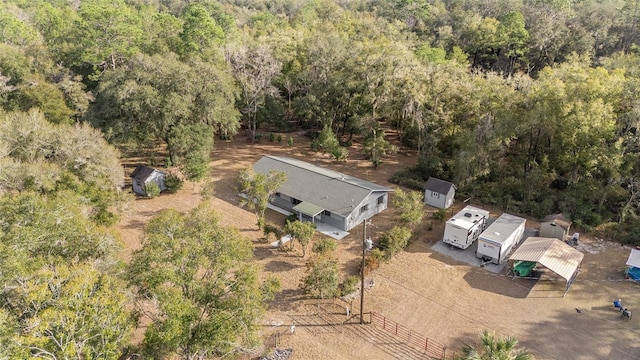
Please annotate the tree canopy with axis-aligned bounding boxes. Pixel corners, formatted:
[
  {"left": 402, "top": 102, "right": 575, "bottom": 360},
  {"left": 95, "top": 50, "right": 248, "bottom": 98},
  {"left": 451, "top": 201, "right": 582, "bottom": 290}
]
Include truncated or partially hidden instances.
[{"left": 127, "top": 205, "right": 266, "bottom": 359}]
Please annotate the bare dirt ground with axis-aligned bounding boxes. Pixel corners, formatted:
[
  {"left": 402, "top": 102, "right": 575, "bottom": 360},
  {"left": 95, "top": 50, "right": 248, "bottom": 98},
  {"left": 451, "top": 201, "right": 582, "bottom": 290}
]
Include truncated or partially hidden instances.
[{"left": 115, "top": 133, "right": 640, "bottom": 360}]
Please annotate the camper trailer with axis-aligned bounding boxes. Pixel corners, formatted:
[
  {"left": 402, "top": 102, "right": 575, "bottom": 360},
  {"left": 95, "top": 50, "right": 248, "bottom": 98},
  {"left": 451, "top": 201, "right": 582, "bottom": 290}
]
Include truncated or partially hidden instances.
[
  {"left": 443, "top": 206, "right": 490, "bottom": 249},
  {"left": 476, "top": 213, "right": 526, "bottom": 265}
]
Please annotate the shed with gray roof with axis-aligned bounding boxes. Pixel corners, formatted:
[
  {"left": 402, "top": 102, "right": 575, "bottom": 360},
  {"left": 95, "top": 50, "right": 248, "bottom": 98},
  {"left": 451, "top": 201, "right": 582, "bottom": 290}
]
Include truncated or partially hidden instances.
[
  {"left": 130, "top": 165, "right": 167, "bottom": 196},
  {"left": 253, "top": 156, "right": 393, "bottom": 231},
  {"left": 423, "top": 177, "right": 456, "bottom": 209},
  {"left": 539, "top": 214, "right": 572, "bottom": 241}
]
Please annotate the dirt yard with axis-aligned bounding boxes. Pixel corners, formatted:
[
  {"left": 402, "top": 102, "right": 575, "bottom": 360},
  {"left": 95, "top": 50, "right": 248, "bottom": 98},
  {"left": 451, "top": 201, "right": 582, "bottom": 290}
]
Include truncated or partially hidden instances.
[{"left": 116, "top": 133, "right": 640, "bottom": 360}]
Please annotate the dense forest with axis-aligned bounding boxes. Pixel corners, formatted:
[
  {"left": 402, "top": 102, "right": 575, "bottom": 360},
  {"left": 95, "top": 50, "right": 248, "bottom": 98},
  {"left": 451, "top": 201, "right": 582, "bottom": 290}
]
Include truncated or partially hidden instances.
[{"left": 1, "top": 0, "right": 640, "bottom": 358}]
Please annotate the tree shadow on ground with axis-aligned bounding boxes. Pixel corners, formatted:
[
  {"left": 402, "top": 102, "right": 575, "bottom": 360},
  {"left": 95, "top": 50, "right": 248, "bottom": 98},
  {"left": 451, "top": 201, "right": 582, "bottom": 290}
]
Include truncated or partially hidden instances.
[
  {"left": 268, "top": 288, "right": 306, "bottom": 312},
  {"left": 264, "top": 260, "right": 303, "bottom": 272},
  {"left": 462, "top": 271, "right": 532, "bottom": 298}
]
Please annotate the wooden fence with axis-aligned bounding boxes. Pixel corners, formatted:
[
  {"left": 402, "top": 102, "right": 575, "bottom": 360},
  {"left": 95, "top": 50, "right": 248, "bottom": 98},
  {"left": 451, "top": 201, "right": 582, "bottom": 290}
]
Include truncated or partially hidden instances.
[{"left": 370, "top": 312, "right": 446, "bottom": 360}]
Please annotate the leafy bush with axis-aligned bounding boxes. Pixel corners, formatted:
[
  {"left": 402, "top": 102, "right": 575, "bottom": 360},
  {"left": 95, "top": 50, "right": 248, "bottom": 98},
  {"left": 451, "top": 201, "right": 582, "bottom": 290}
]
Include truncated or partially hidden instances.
[
  {"left": 288, "top": 136, "right": 294, "bottom": 147},
  {"left": 91, "top": 208, "right": 120, "bottom": 226},
  {"left": 269, "top": 133, "right": 275, "bottom": 142},
  {"left": 378, "top": 226, "right": 412, "bottom": 260},
  {"left": 300, "top": 258, "right": 340, "bottom": 299},
  {"left": 277, "top": 134, "right": 282, "bottom": 143},
  {"left": 389, "top": 167, "right": 426, "bottom": 190},
  {"left": 164, "top": 172, "right": 183, "bottom": 193},
  {"left": 433, "top": 209, "right": 447, "bottom": 221},
  {"left": 364, "top": 248, "right": 385, "bottom": 275},
  {"left": 261, "top": 276, "right": 281, "bottom": 302},
  {"left": 285, "top": 214, "right": 298, "bottom": 225},
  {"left": 262, "top": 223, "right": 283, "bottom": 242},
  {"left": 329, "top": 146, "right": 349, "bottom": 162},
  {"left": 392, "top": 189, "right": 425, "bottom": 226},
  {"left": 340, "top": 275, "right": 360, "bottom": 296},
  {"left": 143, "top": 182, "right": 161, "bottom": 198},
  {"left": 312, "top": 238, "right": 337, "bottom": 255}
]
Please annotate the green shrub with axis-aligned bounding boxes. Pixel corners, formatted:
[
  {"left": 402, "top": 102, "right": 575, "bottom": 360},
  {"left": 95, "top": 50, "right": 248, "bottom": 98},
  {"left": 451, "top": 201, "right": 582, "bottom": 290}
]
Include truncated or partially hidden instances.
[
  {"left": 285, "top": 214, "right": 298, "bottom": 226},
  {"left": 312, "top": 238, "right": 337, "bottom": 255},
  {"left": 269, "top": 133, "right": 275, "bottom": 142},
  {"left": 261, "top": 276, "right": 281, "bottom": 302},
  {"left": 364, "top": 248, "right": 385, "bottom": 275},
  {"left": 340, "top": 275, "right": 360, "bottom": 296},
  {"left": 300, "top": 258, "right": 340, "bottom": 299},
  {"left": 288, "top": 136, "right": 294, "bottom": 147},
  {"left": 277, "top": 134, "right": 282, "bottom": 143},
  {"left": 329, "top": 146, "right": 349, "bottom": 162},
  {"left": 91, "top": 208, "right": 119, "bottom": 226},
  {"left": 263, "top": 223, "right": 283, "bottom": 242},
  {"left": 143, "top": 182, "right": 161, "bottom": 198},
  {"left": 378, "top": 226, "right": 412, "bottom": 260},
  {"left": 164, "top": 172, "right": 183, "bottom": 193},
  {"left": 433, "top": 209, "right": 447, "bottom": 221}
]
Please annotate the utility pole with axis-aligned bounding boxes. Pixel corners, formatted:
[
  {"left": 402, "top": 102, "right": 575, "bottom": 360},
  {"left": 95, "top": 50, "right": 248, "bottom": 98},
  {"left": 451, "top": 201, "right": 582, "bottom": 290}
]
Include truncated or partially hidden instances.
[{"left": 360, "top": 219, "right": 366, "bottom": 324}]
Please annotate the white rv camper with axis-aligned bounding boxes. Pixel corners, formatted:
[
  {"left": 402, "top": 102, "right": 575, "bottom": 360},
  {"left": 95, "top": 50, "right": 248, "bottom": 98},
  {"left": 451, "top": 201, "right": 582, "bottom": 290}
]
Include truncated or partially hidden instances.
[
  {"left": 476, "top": 213, "right": 526, "bottom": 265},
  {"left": 443, "top": 206, "right": 490, "bottom": 249}
]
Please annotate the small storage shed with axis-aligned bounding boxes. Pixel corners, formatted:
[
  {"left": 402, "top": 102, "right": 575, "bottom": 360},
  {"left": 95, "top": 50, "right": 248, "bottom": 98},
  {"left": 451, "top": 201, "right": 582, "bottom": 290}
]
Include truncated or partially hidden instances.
[
  {"left": 130, "top": 165, "right": 167, "bottom": 196},
  {"left": 539, "top": 214, "right": 572, "bottom": 241},
  {"left": 509, "top": 237, "right": 584, "bottom": 296},
  {"left": 423, "top": 177, "right": 456, "bottom": 209}
]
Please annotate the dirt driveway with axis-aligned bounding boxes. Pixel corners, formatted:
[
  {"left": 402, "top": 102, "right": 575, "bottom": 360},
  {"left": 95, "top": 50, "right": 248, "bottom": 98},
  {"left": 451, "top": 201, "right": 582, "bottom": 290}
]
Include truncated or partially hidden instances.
[{"left": 116, "top": 134, "right": 640, "bottom": 360}]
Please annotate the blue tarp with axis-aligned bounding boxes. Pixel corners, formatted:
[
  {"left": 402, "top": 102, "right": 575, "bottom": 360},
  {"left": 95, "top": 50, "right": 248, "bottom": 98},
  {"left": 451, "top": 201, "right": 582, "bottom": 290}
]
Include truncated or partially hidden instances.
[{"left": 626, "top": 266, "right": 640, "bottom": 281}]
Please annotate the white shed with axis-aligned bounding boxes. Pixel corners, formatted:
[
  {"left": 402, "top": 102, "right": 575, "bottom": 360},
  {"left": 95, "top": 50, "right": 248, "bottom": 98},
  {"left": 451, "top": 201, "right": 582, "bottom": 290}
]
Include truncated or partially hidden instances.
[
  {"left": 130, "top": 165, "right": 167, "bottom": 196},
  {"left": 423, "top": 177, "right": 456, "bottom": 209}
]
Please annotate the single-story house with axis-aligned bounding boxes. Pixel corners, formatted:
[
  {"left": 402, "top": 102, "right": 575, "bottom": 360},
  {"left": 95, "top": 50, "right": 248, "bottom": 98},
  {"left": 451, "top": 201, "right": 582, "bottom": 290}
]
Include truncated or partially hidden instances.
[
  {"left": 423, "top": 177, "right": 456, "bottom": 209},
  {"left": 130, "top": 165, "right": 167, "bottom": 196},
  {"left": 509, "top": 237, "right": 584, "bottom": 296},
  {"left": 539, "top": 213, "right": 572, "bottom": 241},
  {"left": 252, "top": 156, "right": 393, "bottom": 231}
]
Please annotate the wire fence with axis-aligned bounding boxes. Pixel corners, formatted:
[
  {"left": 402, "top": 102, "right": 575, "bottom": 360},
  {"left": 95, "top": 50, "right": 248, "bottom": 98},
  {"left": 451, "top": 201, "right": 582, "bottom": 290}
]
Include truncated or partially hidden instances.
[{"left": 370, "top": 311, "right": 447, "bottom": 360}]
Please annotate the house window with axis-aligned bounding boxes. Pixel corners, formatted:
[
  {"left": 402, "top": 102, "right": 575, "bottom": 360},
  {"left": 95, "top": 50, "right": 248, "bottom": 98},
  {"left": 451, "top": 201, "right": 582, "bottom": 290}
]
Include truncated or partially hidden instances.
[
  {"left": 292, "top": 198, "right": 301, "bottom": 205},
  {"left": 360, "top": 204, "right": 369, "bottom": 214},
  {"left": 323, "top": 210, "right": 331, "bottom": 216},
  {"left": 377, "top": 195, "right": 385, "bottom": 205},
  {"left": 432, "top": 191, "right": 439, "bottom": 198}
]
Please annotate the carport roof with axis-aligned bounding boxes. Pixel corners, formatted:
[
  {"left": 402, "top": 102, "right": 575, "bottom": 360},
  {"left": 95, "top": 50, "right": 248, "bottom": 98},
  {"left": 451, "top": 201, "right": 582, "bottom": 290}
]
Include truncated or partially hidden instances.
[{"left": 509, "top": 237, "right": 584, "bottom": 282}]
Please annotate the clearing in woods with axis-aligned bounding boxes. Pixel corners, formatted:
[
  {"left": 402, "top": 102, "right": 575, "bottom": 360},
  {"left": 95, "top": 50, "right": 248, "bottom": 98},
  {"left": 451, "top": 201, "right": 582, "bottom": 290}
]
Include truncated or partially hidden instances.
[{"left": 116, "top": 133, "right": 640, "bottom": 360}]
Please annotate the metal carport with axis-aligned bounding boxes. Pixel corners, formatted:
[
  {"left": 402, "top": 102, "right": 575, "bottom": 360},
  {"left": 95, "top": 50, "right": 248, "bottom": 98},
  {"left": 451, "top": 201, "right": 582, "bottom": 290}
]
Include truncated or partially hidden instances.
[{"left": 509, "top": 237, "right": 584, "bottom": 297}]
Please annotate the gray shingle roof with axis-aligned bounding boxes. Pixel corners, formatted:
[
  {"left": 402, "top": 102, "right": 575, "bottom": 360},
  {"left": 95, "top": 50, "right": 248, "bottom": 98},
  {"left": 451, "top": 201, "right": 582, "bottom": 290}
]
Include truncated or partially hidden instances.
[
  {"left": 130, "top": 165, "right": 158, "bottom": 181},
  {"left": 423, "top": 177, "right": 456, "bottom": 194},
  {"left": 253, "top": 156, "right": 393, "bottom": 217}
]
